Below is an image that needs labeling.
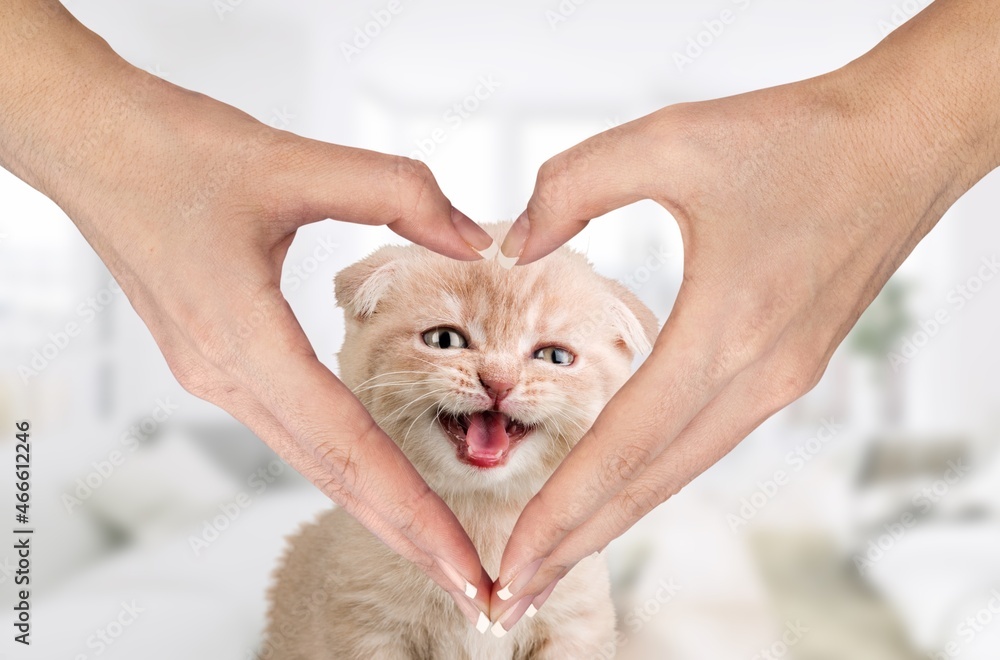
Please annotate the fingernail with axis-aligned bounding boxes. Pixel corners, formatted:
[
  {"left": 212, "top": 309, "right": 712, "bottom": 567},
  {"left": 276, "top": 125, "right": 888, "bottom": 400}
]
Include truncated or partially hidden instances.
[
  {"left": 491, "top": 596, "right": 534, "bottom": 637},
  {"left": 435, "top": 556, "right": 478, "bottom": 599},
  {"left": 451, "top": 208, "right": 496, "bottom": 259},
  {"left": 497, "top": 557, "right": 544, "bottom": 601},
  {"left": 454, "top": 595, "right": 490, "bottom": 634},
  {"left": 527, "top": 578, "right": 560, "bottom": 618},
  {"left": 497, "top": 212, "right": 529, "bottom": 269}
]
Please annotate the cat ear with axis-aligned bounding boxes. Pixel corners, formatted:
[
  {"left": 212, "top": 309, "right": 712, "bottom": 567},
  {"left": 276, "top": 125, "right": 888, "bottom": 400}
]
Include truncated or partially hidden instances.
[
  {"left": 604, "top": 281, "right": 659, "bottom": 356},
  {"left": 334, "top": 246, "right": 406, "bottom": 319}
]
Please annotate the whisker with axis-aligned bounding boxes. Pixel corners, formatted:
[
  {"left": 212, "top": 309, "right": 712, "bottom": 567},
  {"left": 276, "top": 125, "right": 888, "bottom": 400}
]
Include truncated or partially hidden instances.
[
  {"left": 401, "top": 400, "right": 443, "bottom": 451},
  {"left": 354, "top": 381, "right": 428, "bottom": 394},
  {"left": 351, "top": 370, "right": 437, "bottom": 389},
  {"left": 383, "top": 389, "right": 449, "bottom": 426}
]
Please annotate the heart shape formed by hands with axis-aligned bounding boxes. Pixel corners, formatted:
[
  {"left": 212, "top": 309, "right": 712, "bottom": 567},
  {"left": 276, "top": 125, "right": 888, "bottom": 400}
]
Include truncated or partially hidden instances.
[{"left": 9, "top": 0, "right": 1000, "bottom": 640}]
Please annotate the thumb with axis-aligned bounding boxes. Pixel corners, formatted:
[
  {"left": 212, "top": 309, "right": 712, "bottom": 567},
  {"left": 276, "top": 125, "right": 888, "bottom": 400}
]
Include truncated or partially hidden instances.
[
  {"left": 271, "top": 137, "right": 495, "bottom": 261},
  {"left": 502, "top": 116, "right": 672, "bottom": 265}
]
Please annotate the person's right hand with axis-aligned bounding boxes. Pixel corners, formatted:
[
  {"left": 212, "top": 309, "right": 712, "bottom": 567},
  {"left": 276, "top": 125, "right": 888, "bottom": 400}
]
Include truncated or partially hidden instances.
[{"left": 0, "top": 2, "right": 495, "bottom": 627}]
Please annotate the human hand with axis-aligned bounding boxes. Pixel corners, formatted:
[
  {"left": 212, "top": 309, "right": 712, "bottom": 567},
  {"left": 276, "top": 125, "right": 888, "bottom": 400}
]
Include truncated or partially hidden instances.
[
  {"left": 490, "top": 0, "right": 1000, "bottom": 630},
  {"left": 0, "top": 3, "right": 496, "bottom": 624}
]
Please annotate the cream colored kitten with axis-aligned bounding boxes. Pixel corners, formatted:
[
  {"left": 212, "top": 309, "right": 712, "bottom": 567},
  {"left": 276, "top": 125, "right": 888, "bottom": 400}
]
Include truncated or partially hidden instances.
[{"left": 264, "top": 225, "right": 657, "bottom": 660}]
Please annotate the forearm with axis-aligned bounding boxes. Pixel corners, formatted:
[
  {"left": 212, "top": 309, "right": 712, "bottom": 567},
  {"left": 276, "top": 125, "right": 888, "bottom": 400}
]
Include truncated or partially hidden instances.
[
  {"left": 0, "top": 1, "right": 179, "bottom": 214},
  {"left": 839, "top": 0, "right": 1000, "bottom": 202}
]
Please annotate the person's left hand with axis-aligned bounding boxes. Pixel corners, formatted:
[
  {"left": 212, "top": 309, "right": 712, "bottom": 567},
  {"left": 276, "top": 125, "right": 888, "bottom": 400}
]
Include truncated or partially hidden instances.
[{"left": 486, "top": 45, "right": 995, "bottom": 631}]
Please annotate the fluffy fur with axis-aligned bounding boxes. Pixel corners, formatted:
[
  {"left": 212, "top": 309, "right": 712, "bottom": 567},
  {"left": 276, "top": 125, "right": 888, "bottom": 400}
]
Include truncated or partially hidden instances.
[{"left": 264, "top": 224, "right": 658, "bottom": 659}]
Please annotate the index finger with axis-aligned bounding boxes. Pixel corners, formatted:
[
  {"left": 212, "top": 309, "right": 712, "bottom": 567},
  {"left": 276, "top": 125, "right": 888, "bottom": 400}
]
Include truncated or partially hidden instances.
[
  {"left": 501, "top": 112, "right": 682, "bottom": 266},
  {"left": 222, "top": 298, "right": 491, "bottom": 606},
  {"left": 494, "top": 305, "right": 740, "bottom": 600}
]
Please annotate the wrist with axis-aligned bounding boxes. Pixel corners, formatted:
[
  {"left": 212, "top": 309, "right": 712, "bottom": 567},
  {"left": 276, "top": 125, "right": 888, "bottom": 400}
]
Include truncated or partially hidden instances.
[{"left": 830, "top": 0, "right": 1000, "bottom": 204}]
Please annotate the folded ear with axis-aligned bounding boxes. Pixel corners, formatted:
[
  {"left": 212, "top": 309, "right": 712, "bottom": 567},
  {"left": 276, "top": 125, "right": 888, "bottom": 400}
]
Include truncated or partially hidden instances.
[
  {"left": 604, "top": 280, "right": 659, "bottom": 356},
  {"left": 334, "top": 246, "right": 407, "bottom": 319}
]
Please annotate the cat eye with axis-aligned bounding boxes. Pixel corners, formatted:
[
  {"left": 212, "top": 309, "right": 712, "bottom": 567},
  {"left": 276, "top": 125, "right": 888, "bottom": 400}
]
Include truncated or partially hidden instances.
[
  {"left": 422, "top": 327, "right": 469, "bottom": 350},
  {"left": 533, "top": 346, "right": 575, "bottom": 366}
]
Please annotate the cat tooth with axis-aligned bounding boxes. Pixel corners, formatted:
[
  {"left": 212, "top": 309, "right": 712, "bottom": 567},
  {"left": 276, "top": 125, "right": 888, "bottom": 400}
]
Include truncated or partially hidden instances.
[
  {"left": 476, "top": 612, "right": 490, "bottom": 634},
  {"left": 491, "top": 621, "right": 508, "bottom": 638}
]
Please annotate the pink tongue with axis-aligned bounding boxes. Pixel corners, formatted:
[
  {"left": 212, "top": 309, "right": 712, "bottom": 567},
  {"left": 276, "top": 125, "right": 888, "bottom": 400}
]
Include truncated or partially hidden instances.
[{"left": 465, "top": 412, "right": 510, "bottom": 459}]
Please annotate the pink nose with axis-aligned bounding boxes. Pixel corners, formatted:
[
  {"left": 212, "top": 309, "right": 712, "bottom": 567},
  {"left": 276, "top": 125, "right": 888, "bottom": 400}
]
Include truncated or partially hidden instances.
[{"left": 479, "top": 375, "right": 515, "bottom": 404}]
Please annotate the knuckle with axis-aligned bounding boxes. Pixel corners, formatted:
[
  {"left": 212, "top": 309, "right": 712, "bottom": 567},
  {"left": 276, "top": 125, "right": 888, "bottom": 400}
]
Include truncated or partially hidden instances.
[
  {"left": 392, "top": 156, "right": 436, "bottom": 220},
  {"left": 616, "top": 483, "right": 664, "bottom": 525},
  {"left": 395, "top": 482, "right": 435, "bottom": 540},
  {"left": 166, "top": 353, "right": 234, "bottom": 403},
  {"left": 599, "top": 441, "right": 653, "bottom": 490},
  {"left": 313, "top": 437, "right": 358, "bottom": 491},
  {"left": 530, "top": 490, "right": 580, "bottom": 540},
  {"left": 533, "top": 152, "right": 580, "bottom": 216},
  {"left": 313, "top": 475, "right": 351, "bottom": 503},
  {"left": 764, "top": 351, "right": 828, "bottom": 411},
  {"left": 535, "top": 154, "right": 569, "bottom": 188}
]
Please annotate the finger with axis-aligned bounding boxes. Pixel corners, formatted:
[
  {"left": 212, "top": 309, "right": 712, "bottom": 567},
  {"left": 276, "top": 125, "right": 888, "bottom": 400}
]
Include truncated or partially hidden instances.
[
  {"left": 501, "top": 115, "right": 675, "bottom": 266},
  {"left": 496, "top": 367, "right": 772, "bottom": 623},
  {"left": 210, "top": 294, "right": 491, "bottom": 608},
  {"left": 214, "top": 381, "right": 491, "bottom": 614},
  {"left": 159, "top": 310, "right": 494, "bottom": 617},
  {"left": 490, "top": 575, "right": 562, "bottom": 637},
  {"left": 493, "top": 295, "right": 752, "bottom": 605},
  {"left": 498, "top": 297, "right": 837, "bottom": 615},
  {"left": 269, "top": 139, "right": 494, "bottom": 261}
]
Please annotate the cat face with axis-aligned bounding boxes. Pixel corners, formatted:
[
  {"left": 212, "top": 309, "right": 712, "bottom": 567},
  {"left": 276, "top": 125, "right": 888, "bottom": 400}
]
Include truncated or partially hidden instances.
[{"left": 335, "top": 229, "right": 658, "bottom": 498}]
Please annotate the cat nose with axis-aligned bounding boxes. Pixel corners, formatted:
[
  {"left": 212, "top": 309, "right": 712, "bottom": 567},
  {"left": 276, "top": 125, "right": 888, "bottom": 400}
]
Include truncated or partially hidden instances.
[{"left": 479, "top": 375, "right": 514, "bottom": 404}]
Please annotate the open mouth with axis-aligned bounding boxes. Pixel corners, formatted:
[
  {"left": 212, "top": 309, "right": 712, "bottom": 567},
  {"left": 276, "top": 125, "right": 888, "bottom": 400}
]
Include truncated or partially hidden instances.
[{"left": 437, "top": 410, "right": 533, "bottom": 469}]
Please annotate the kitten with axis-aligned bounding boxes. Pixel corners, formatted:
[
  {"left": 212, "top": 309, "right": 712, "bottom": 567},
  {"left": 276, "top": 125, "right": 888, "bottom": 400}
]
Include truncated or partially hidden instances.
[{"left": 263, "top": 224, "right": 658, "bottom": 659}]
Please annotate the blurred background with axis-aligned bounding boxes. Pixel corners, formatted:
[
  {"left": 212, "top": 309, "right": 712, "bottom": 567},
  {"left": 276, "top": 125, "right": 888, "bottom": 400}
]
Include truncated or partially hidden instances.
[{"left": 2, "top": 0, "right": 1000, "bottom": 658}]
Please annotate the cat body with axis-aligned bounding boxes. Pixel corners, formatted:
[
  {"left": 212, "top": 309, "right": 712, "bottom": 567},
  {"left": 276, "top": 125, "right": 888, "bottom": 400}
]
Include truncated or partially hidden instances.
[{"left": 265, "top": 225, "right": 657, "bottom": 659}]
